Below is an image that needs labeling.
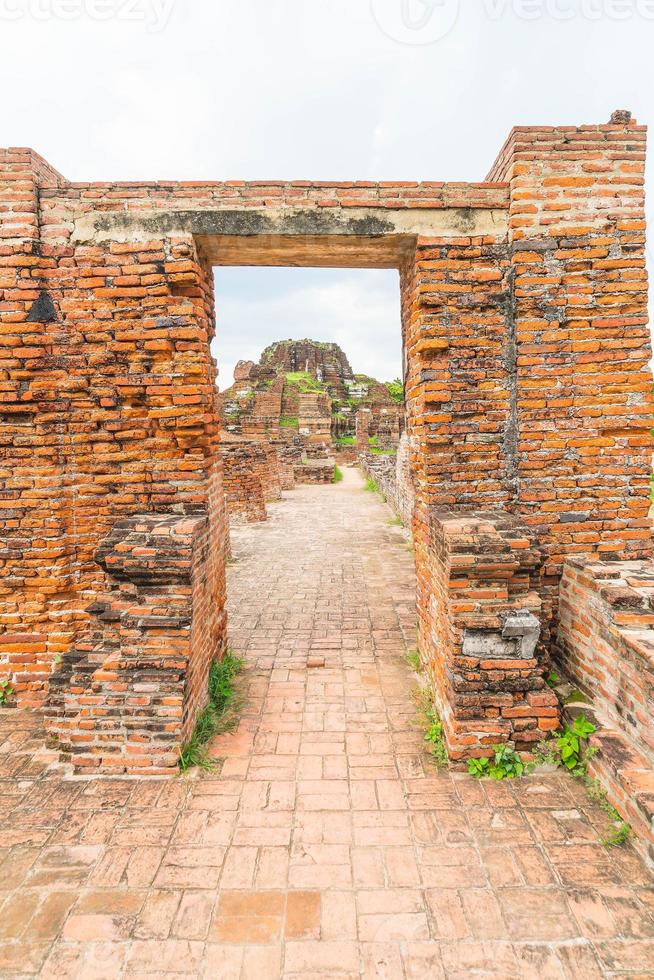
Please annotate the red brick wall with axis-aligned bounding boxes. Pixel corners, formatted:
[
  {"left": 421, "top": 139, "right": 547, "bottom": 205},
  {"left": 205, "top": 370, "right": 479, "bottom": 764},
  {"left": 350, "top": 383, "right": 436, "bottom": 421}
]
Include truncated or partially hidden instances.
[
  {"left": 556, "top": 555, "right": 654, "bottom": 866},
  {"left": 2, "top": 118, "right": 652, "bottom": 766},
  {"left": 0, "top": 149, "right": 78, "bottom": 704},
  {"left": 221, "top": 442, "right": 267, "bottom": 524},
  {"left": 47, "top": 513, "right": 226, "bottom": 774},
  {"left": 558, "top": 557, "right": 654, "bottom": 767},
  {"left": 424, "top": 510, "right": 559, "bottom": 758},
  {"left": 488, "top": 118, "right": 653, "bottom": 615}
]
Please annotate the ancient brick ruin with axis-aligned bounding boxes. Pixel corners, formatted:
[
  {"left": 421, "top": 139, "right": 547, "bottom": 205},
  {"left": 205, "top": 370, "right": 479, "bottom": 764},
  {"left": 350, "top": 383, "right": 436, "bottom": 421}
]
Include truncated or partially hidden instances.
[
  {"left": 218, "top": 338, "right": 404, "bottom": 511},
  {"left": 1, "top": 112, "right": 653, "bottom": 854}
]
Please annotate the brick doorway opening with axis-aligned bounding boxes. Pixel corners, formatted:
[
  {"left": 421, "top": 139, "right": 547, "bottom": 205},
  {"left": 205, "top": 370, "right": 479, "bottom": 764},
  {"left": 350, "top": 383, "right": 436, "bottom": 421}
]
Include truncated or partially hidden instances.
[{"left": 3, "top": 116, "right": 651, "bottom": 775}]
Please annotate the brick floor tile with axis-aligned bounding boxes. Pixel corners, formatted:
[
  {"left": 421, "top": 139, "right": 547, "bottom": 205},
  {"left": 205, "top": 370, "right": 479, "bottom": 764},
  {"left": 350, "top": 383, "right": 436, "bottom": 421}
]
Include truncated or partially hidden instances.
[
  {"left": 201, "top": 944, "right": 243, "bottom": 979},
  {"left": 321, "top": 890, "right": 357, "bottom": 940},
  {"left": 172, "top": 891, "right": 215, "bottom": 940},
  {"left": 284, "top": 891, "right": 321, "bottom": 939},
  {"left": 425, "top": 890, "right": 470, "bottom": 940},
  {"left": 360, "top": 942, "right": 404, "bottom": 979},
  {"left": 134, "top": 890, "right": 181, "bottom": 940},
  {"left": 3, "top": 473, "right": 654, "bottom": 979},
  {"left": 126, "top": 938, "right": 204, "bottom": 972},
  {"left": 283, "top": 940, "right": 360, "bottom": 974}
]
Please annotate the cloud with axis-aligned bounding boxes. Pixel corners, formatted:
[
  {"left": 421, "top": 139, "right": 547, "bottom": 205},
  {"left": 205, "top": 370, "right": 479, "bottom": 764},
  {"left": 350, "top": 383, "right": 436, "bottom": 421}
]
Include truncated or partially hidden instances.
[
  {"left": 0, "top": 0, "right": 651, "bottom": 365},
  {"left": 211, "top": 267, "right": 402, "bottom": 389}
]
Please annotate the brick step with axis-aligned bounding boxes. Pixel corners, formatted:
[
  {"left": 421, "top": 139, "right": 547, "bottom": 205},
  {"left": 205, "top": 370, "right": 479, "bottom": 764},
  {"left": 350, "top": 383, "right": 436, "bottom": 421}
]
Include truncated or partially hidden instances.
[{"left": 557, "top": 684, "right": 654, "bottom": 873}]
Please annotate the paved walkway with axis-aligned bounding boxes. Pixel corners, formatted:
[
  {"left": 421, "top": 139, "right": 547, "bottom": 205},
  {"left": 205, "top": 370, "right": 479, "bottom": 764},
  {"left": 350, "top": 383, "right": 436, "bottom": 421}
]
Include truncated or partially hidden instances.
[{"left": 1, "top": 467, "right": 653, "bottom": 978}]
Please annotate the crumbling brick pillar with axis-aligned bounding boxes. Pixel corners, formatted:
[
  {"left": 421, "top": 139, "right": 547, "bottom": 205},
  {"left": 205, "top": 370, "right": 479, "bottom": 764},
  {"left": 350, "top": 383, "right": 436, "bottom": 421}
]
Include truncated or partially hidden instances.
[
  {"left": 487, "top": 113, "right": 654, "bottom": 619},
  {"left": 1, "top": 151, "right": 230, "bottom": 761},
  {"left": 256, "top": 443, "right": 283, "bottom": 501},
  {"left": 0, "top": 149, "right": 73, "bottom": 704},
  {"left": 355, "top": 408, "right": 372, "bottom": 452},
  {"left": 47, "top": 514, "right": 222, "bottom": 774},
  {"left": 222, "top": 441, "right": 267, "bottom": 524},
  {"left": 424, "top": 510, "right": 559, "bottom": 758},
  {"left": 298, "top": 391, "right": 332, "bottom": 445},
  {"left": 400, "top": 226, "right": 517, "bottom": 736}
]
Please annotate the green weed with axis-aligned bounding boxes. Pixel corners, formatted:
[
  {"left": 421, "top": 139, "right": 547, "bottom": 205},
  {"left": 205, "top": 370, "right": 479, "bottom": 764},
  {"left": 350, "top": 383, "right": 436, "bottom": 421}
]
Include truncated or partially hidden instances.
[
  {"left": 583, "top": 777, "right": 631, "bottom": 848},
  {"left": 332, "top": 466, "right": 343, "bottom": 483},
  {"left": 179, "top": 651, "right": 244, "bottom": 773},
  {"left": 405, "top": 648, "right": 421, "bottom": 672},
  {"left": 556, "top": 713, "right": 596, "bottom": 773},
  {"left": 0, "top": 679, "right": 14, "bottom": 706},
  {"left": 564, "top": 689, "right": 587, "bottom": 705},
  {"left": 414, "top": 689, "right": 448, "bottom": 768},
  {"left": 467, "top": 744, "right": 530, "bottom": 780},
  {"left": 284, "top": 371, "right": 324, "bottom": 394}
]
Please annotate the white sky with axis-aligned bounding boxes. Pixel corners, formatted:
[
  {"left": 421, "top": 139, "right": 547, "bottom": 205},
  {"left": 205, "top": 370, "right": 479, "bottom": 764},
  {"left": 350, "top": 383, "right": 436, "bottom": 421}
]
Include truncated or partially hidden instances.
[{"left": 2, "top": 0, "right": 653, "bottom": 387}]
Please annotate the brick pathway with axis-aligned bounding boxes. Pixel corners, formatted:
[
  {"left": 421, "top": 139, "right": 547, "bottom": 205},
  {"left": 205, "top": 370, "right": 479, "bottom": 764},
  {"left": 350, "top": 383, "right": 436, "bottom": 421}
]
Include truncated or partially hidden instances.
[{"left": 1, "top": 466, "right": 653, "bottom": 978}]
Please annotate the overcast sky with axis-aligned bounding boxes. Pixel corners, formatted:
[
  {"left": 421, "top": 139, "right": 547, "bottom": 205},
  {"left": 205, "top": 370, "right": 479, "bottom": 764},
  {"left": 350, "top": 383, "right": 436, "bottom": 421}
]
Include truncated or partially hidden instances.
[{"left": 2, "top": 0, "right": 653, "bottom": 387}]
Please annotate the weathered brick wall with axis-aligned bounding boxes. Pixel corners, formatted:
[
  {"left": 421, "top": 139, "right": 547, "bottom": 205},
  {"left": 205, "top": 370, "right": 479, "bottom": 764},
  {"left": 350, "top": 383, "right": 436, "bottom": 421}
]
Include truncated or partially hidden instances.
[
  {"left": 558, "top": 557, "right": 654, "bottom": 765},
  {"left": 270, "top": 438, "right": 296, "bottom": 491},
  {"left": 221, "top": 442, "right": 267, "bottom": 524},
  {"left": 256, "top": 443, "right": 283, "bottom": 501},
  {"left": 355, "top": 409, "right": 371, "bottom": 452},
  {"left": 359, "top": 432, "right": 415, "bottom": 529},
  {"left": 297, "top": 391, "right": 331, "bottom": 444},
  {"left": 556, "top": 555, "right": 654, "bottom": 867},
  {"left": 294, "top": 459, "right": 335, "bottom": 484},
  {"left": 0, "top": 149, "right": 72, "bottom": 705},
  {"left": 487, "top": 116, "right": 653, "bottom": 619},
  {"left": 400, "top": 231, "right": 516, "bottom": 723},
  {"left": 2, "top": 115, "right": 652, "bottom": 767},
  {"left": 1, "top": 152, "right": 230, "bottom": 766},
  {"left": 424, "top": 511, "right": 559, "bottom": 759},
  {"left": 47, "top": 514, "right": 225, "bottom": 774}
]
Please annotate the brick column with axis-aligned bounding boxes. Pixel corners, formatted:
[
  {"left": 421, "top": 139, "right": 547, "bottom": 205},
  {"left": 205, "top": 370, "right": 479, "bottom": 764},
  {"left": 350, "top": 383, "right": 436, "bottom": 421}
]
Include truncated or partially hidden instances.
[
  {"left": 487, "top": 112, "right": 654, "bottom": 618},
  {"left": 355, "top": 408, "right": 371, "bottom": 452},
  {"left": 400, "top": 229, "right": 516, "bottom": 715},
  {"left": 0, "top": 149, "right": 71, "bottom": 704}
]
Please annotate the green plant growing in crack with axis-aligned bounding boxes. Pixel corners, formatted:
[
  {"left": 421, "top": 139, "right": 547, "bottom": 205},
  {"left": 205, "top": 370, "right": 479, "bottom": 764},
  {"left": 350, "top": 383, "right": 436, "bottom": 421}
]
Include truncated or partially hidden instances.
[
  {"left": 179, "top": 651, "right": 244, "bottom": 773},
  {"left": 405, "top": 648, "right": 421, "bottom": 672},
  {"left": 467, "top": 744, "right": 530, "bottom": 780},
  {"left": 584, "top": 777, "right": 631, "bottom": 848},
  {"left": 415, "top": 689, "right": 447, "bottom": 768},
  {"left": 388, "top": 515, "right": 404, "bottom": 527},
  {"left": 532, "top": 739, "right": 560, "bottom": 767},
  {"left": 556, "top": 713, "right": 596, "bottom": 774},
  {"left": 332, "top": 465, "right": 343, "bottom": 483},
  {"left": 563, "top": 689, "right": 587, "bottom": 705},
  {"left": 0, "top": 679, "right": 14, "bottom": 705}
]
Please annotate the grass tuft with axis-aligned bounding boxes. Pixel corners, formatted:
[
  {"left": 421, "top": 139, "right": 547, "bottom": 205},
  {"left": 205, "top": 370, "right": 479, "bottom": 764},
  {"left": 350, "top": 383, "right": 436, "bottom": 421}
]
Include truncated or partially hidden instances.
[
  {"left": 333, "top": 465, "right": 343, "bottom": 483},
  {"left": 414, "top": 688, "right": 448, "bottom": 768},
  {"left": 179, "top": 651, "right": 244, "bottom": 773}
]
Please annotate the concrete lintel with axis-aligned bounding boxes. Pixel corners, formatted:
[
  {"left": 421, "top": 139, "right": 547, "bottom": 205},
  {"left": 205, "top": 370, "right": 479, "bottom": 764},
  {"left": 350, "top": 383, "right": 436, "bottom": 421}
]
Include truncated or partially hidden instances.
[{"left": 72, "top": 206, "right": 508, "bottom": 267}]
